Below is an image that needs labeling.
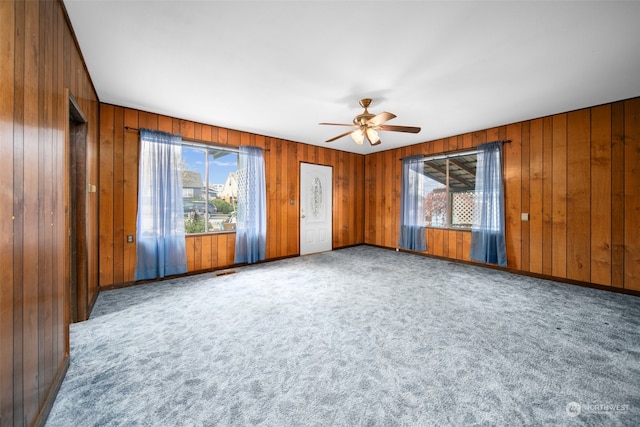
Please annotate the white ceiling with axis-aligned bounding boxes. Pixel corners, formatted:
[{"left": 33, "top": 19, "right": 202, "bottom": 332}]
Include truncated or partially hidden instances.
[{"left": 63, "top": 0, "right": 640, "bottom": 155}]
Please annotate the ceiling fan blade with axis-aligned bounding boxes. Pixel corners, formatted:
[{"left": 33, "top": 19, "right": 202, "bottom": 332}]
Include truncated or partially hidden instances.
[
  {"left": 367, "top": 111, "right": 396, "bottom": 127},
  {"left": 377, "top": 124, "right": 421, "bottom": 133},
  {"left": 319, "top": 122, "right": 356, "bottom": 127},
  {"left": 325, "top": 129, "right": 355, "bottom": 142},
  {"left": 369, "top": 135, "right": 382, "bottom": 146}
]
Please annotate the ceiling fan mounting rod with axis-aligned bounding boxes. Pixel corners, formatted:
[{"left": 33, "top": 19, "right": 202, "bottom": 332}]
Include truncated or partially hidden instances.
[{"left": 354, "top": 98, "right": 375, "bottom": 126}]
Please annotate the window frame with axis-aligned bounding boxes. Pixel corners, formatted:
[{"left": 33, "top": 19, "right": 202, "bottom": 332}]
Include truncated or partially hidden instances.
[
  {"left": 181, "top": 140, "right": 239, "bottom": 235},
  {"left": 422, "top": 149, "right": 478, "bottom": 231}
]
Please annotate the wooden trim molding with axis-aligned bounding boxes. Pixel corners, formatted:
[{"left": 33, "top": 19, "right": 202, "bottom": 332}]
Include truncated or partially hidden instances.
[{"left": 33, "top": 356, "right": 70, "bottom": 427}]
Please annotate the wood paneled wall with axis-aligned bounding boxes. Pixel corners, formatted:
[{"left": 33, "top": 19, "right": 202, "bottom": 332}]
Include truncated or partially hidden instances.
[
  {"left": 98, "top": 105, "right": 365, "bottom": 286},
  {"left": 1, "top": 1, "right": 100, "bottom": 426},
  {"left": 100, "top": 99, "right": 639, "bottom": 292},
  {"left": 365, "top": 98, "right": 640, "bottom": 291}
]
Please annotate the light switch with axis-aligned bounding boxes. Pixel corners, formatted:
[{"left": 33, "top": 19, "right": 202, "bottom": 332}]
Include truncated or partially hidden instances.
[{"left": 521, "top": 213, "right": 529, "bottom": 221}]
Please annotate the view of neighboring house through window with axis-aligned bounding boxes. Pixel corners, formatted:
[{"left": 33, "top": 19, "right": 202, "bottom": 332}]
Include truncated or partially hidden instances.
[
  {"left": 182, "top": 143, "right": 238, "bottom": 234},
  {"left": 423, "top": 151, "right": 477, "bottom": 229}
]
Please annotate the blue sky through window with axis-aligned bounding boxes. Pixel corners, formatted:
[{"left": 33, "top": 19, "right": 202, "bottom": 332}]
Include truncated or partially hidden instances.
[{"left": 182, "top": 146, "right": 237, "bottom": 186}]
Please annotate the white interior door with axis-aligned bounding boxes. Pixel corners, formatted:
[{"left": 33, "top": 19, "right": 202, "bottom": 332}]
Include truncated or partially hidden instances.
[{"left": 300, "top": 163, "right": 332, "bottom": 255}]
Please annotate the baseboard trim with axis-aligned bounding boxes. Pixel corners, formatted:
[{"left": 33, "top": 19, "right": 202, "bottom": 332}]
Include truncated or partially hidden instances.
[
  {"left": 34, "top": 354, "right": 70, "bottom": 427},
  {"left": 380, "top": 244, "right": 640, "bottom": 298},
  {"left": 100, "top": 251, "right": 338, "bottom": 292},
  {"left": 101, "top": 243, "right": 639, "bottom": 298},
  {"left": 87, "top": 288, "right": 99, "bottom": 318}
]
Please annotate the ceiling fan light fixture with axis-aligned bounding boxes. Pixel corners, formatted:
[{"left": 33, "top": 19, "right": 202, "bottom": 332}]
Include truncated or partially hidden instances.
[
  {"left": 351, "top": 129, "right": 365, "bottom": 145},
  {"left": 366, "top": 128, "right": 379, "bottom": 144}
]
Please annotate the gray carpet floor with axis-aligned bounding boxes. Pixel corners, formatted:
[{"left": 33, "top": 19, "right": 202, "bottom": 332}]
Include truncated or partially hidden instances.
[{"left": 46, "top": 245, "right": 640, "bottom": 426}]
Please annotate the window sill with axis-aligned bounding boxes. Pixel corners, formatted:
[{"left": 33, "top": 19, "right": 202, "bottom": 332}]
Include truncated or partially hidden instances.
[
  {"left": 185, "top": 230, "right": 236, "bottom": 237},
  {"left": 425, "top": 226, "right": 472, "bottom": 232}
]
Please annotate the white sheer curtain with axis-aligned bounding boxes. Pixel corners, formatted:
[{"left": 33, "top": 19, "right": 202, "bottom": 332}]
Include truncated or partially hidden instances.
[
  {"left": 134, "top": 129, "right": 187, "bottom": 280},
  {"left": 398, "top": 155, "right": 427, "bottom": 251},
  {"left": 234, "top": 146, "right": 267, "bottom": 264},
  {"left": 470, "top": 141, "right": 507, "bottom": 267}
]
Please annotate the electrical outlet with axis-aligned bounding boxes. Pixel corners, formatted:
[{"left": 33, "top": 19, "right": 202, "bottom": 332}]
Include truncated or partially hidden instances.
[
  {"left": 127, "top": 235, "right": 134, "bottom": 243},
  {"left": 521, "top": 213, "right": 529, "bottom": 221}
]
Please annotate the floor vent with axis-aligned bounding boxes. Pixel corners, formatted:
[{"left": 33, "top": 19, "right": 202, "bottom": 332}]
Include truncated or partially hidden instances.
[{"left": 214, "top": 269, "right": 237, "bottom": 277}]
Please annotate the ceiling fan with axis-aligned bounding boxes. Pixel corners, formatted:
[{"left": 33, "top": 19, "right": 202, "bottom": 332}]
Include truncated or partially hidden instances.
[{"left": 320, "top": 98, "right": 421, "bottom": 146}]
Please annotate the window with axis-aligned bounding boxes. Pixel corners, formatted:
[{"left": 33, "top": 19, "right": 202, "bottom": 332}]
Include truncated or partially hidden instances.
[
  {"left": 181, "top": 143, "right": 238, "bottom": 234},
  {"left": 423, "top": 151, "right": 477, "bottom": 229}
]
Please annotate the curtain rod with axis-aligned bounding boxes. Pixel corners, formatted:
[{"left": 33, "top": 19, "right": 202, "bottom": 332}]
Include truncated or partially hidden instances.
[
  {"left": 398, "top": 139, "right": 510, "bottom": 161},
  {"left": 124, "top": 126, "right": 270, "bottom": 152}
]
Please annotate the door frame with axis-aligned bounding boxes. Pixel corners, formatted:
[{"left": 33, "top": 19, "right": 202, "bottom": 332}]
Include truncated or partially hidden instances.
[{"left": 66, "top": 90, "right": 89, "bottom": 324}]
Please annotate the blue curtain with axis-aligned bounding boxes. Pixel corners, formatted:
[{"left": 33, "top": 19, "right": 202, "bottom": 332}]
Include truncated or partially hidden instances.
[
  {"left": 234, "top": 146, "right": 267, "bottom": 264},
  {"left": 470, "top": 141, "right": 507, "bottom": 267},
  {"left": 398, "top": 155, "right": 427, "bottom": 251},
  {"left": 134, "top": 129, "right": 187, "bottom": 280}
]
